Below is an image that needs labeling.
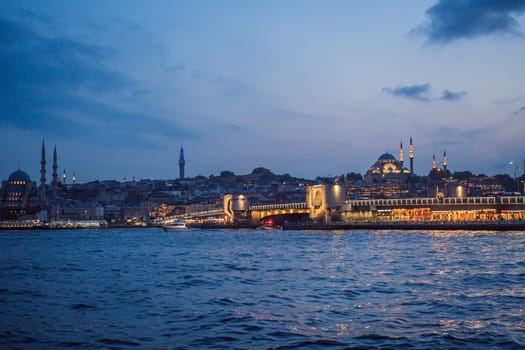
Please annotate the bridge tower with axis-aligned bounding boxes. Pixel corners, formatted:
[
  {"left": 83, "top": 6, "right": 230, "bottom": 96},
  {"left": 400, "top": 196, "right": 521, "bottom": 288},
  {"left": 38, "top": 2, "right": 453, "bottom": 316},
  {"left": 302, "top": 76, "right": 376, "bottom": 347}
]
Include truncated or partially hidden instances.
[
  {"left": 306, "top": 184, "right": 346, "bottom": 224},
  {"left": 223, "top": 194, "right": 249, "bottom": 224}
]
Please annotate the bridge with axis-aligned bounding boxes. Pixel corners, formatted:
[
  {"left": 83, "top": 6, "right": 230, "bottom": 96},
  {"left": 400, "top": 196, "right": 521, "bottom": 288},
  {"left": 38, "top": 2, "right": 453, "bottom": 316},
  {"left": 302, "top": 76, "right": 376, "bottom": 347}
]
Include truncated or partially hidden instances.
[
  {"left": 221, "top": 184, "right": 346, "bottom": 225},
  {"left": 185, "top": 186, "right": 525, "bottom": 225},
  {"left": 249, "top": 202, "right": 310, "bottom": 225}
]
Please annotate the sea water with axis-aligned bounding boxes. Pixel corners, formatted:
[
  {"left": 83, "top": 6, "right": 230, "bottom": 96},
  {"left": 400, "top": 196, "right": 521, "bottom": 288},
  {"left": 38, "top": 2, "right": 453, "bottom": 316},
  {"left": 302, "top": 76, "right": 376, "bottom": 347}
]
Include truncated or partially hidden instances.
[{"left": 1, "top": 228, "right": 524, "bottom": 349}]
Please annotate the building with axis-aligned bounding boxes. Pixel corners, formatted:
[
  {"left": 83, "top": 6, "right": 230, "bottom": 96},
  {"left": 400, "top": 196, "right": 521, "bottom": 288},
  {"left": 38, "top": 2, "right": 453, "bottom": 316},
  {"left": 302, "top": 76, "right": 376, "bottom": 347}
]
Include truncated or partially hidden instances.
[
  {"left": 364, "top": 150, "right": 411, "bottom": 184},
  {"left": 56, "top": 201, "right": 104, "bottom": 221},
  {"left": 0, "top": 169, "right": 38, "bottom": 220}
]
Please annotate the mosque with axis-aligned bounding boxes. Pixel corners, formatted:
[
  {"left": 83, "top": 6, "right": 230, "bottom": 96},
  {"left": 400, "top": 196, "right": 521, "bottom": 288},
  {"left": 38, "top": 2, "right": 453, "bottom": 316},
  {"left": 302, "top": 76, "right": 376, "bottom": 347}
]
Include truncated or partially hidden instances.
[
  {"left": 364, "top": 137, "right": 414, "bottom": 183},
  {"left": 0, "top": 140, "right": 62, "bottom": 220}
]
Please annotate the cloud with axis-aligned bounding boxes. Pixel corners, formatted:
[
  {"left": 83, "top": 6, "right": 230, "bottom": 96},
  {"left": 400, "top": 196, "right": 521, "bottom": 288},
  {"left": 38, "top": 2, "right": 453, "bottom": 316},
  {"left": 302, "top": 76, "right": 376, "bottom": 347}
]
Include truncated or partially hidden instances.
[
  {"left": 417, "top": 0, "right": 525, "bottom": 43},
  {"left": 382, "top": 84, "right": 431, "bottom": 102},
  {"left": 440, "top": 89, "right": 467, "bottom": 101},
  {"left": 0, "top": 15, "right": 196, "bottom": 147},
  {"left": 514, "top": 106, "right": 525, "bottom": 115}
]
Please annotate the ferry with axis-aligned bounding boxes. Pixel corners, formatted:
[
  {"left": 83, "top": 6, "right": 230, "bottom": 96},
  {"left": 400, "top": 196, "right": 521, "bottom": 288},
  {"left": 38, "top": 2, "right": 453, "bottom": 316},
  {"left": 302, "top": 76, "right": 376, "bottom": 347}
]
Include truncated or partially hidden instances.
[{"left": 162, "top": 220, "right": 187, "bottom": 230}]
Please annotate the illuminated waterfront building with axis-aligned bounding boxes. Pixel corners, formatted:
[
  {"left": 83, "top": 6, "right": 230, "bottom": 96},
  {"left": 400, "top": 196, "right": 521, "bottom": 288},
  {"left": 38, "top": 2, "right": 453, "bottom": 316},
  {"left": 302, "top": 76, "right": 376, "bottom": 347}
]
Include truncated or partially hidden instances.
[
  {"left": 341, "top": 196, "right": 525, "bottom": 223},
  {"left": 0, "top": 168, "right": 37, "bottom": 220}
]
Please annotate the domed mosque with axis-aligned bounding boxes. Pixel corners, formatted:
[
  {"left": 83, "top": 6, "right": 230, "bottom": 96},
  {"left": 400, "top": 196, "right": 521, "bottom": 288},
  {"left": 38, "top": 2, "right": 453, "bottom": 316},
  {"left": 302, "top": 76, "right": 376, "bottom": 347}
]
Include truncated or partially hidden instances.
[
  {"left": 364, "top": 138, "right": 413, "bottom": 184},
  {"left": 1, "top": 140, "right": 62, "bottom": 221},
  {"left": 0, "top": 167, "right": 36, "bottom": 220},
  {"left": 428, "top": 150, "right": 450, "bottom": 181}
]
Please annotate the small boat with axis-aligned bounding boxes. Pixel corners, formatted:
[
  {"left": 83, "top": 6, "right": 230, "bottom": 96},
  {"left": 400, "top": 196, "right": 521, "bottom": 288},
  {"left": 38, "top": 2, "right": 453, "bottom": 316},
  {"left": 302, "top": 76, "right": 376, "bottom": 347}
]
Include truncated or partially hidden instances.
[
  {"left": 256, "top": 218, "right": 281, "bottom": 230},
  {"left": 162, "top": 220, "right": 187, "bottom": 230}
]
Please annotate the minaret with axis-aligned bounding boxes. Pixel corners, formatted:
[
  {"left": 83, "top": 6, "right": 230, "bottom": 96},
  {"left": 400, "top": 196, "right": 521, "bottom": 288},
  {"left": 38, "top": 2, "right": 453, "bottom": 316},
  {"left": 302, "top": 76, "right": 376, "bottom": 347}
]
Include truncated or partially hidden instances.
[
  {"left": 178, "top": 146, "right": 185, "bottom": 179},
  {"left": 40, "top": 139, "right": 47, "bottom": 202},
  {"left": 399, "top": 141, "right": 404, "bottom": 168},
  {"left": 63, "top": 169, "right": 66, "bottom": 184},
  {"left": 72, "top": 172, "right": 76, "bottom": 184},
  {"left": 432, "top": 154, "right": 437, "bottom": 169},
  {"left": 443, "top": 149, "right": 447, "bottom": 175},
  {"left": 52, "top": 145, "right": 58, "bottom": 188},
  {"left": 409, "top": 137, "right": 414, "bottom": 174}
]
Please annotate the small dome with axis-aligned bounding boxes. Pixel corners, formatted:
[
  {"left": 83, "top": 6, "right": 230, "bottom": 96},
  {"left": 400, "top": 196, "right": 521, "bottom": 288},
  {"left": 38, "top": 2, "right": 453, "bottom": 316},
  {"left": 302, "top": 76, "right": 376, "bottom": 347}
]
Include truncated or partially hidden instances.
[
  {"left": 378, "top": 153, "right": 396, "bottom": 161},
  {"left": 428, "top": 167, "right": 444, "bottom": 180},
  {"left": 8, "top": 169, "right": 31, "bottom": 182}
]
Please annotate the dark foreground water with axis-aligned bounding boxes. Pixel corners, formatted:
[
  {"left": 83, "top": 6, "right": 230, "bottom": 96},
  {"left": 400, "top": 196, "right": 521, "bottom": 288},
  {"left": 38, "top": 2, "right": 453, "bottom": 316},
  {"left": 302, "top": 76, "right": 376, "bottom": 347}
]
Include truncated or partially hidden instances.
[{"left": 1, "top": 229, "right": 524, "bottom": 349}]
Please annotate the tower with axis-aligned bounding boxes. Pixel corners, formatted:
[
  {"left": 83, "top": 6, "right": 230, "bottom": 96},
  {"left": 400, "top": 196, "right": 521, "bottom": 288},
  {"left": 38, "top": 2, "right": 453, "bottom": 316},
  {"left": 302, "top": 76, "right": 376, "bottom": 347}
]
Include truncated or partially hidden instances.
[
  {"left": 40, "top": 139, "right": 46, "bottom": 202},
  {"left": 432, "top": 154, "right": 437, "bottom": 169},
  {"left": 178, "top": 146, "right": 185, "bottom": 179},
  {"left": 63, "top": 169, "right": 66, "bottom": 184},
  {"left": 443, "top": 149, "right": 447, "bottom": 176},
  {"left": 409, "top": 137, "right": 414, "bottom": 174},
  {"left": 52, "top": 145, "right": 58, "bottom": 188},
  {"left": 399, "top": 141, "right": 404, "bottom": 168}
]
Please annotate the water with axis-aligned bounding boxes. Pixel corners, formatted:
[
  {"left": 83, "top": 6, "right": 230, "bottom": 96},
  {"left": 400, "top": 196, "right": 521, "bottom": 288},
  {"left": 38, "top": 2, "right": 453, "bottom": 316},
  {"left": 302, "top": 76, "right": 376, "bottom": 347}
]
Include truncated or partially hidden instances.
[{"left": 1, "top": 228, "right": 524, "bottom": 349}]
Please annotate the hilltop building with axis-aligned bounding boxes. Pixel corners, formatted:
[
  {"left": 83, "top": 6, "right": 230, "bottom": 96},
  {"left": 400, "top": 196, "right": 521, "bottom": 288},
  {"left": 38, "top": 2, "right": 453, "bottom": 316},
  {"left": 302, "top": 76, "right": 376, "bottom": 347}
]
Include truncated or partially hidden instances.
[{"left": 364, "top": 140, "right": 412, "bottom": 184}]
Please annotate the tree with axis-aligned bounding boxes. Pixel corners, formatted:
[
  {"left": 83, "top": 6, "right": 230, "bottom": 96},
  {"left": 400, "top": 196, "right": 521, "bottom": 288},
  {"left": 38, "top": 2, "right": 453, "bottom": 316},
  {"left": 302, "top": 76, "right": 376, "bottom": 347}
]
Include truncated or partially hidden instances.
[
  {"left": 345, "top": 172, "right": 362, "bottom": 183},
  {"left": 220, "top": 170, "right": 235, "bottom": 177},
  {"left": 252, "top": 167, "right": 273, "bottom": 175},
  {"left": 495, "top": 174, "right": 517, "bottom": 192},
  {"left": 453, "top": 171, "right": 474, "bottom": 180}
]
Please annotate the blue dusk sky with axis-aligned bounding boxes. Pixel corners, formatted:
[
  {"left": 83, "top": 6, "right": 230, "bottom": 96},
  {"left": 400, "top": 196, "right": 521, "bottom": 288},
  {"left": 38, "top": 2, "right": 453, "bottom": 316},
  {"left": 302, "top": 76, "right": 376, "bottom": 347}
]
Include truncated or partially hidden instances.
[{"left": 1, "top": 1, "right": 524, "bottom": 182}]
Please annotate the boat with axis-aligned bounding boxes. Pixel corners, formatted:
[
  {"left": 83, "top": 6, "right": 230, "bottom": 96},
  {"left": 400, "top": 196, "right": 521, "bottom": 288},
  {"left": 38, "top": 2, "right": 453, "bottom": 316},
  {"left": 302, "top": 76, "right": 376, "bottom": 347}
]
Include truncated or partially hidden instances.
[
  {"left": 162, "top": 220, "right": 187, "bottom": 230},
  {"left": 256, "top": 218, "right": 281, "bottom": 230}
]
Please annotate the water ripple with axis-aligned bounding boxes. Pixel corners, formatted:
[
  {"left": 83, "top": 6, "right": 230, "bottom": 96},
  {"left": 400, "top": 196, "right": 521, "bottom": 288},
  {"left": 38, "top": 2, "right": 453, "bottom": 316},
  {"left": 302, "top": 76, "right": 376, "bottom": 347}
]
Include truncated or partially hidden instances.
[{"left": 1, "top": 229, "right": 524, "bottom": 349}]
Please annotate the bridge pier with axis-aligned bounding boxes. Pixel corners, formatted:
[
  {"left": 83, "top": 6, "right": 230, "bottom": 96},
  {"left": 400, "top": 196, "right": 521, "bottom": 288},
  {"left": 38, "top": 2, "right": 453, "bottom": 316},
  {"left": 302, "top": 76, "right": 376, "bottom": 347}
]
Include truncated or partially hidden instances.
[{"left": 222, "top": 184, "right": 347, "bottom": 226}]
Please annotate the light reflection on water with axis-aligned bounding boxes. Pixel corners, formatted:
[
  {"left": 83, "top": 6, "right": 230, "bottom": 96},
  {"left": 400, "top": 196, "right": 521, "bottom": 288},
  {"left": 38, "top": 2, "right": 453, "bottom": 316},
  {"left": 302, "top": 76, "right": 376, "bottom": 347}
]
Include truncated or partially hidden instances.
[{"left": 0, "top": 228, "right": 524, "bottom": 349}]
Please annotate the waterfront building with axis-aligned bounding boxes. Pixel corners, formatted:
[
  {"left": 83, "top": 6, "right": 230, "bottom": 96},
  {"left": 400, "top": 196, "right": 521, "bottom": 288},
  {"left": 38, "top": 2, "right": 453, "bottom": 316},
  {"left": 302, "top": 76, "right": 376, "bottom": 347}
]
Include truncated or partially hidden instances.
[
  {"left": 56, "top": 201, "right": 104, "bottom": 221},
  {"left": 341, "top": 196, "right": 525, "bottom": 223},
  {"left": 0, "top": 168, "right": 38, "bottom": 220}
]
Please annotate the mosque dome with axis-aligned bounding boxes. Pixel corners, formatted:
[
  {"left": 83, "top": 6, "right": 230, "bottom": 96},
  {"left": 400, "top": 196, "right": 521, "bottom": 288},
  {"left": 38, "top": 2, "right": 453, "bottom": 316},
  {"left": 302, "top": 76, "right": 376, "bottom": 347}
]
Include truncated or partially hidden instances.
[
  {"left": 428, "top": 167, "right": 444, "bottom": 180},
  {"left": 8, "top": 169, "right": 31, "bottom": 183},
  {"left": 377, "top": 153, "right": 396, "bottom": 162}
]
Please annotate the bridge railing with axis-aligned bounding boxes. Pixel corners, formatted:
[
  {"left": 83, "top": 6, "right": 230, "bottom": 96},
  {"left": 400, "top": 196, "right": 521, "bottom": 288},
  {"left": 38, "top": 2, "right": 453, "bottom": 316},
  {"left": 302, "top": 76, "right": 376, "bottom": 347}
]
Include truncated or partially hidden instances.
[
  {"left": 188, "top": 209, "right": 224, "bottom": 218},
  {"left": 249, "top": 202, "right": 308, "bottom": 211},
  {"left": 346, "top": 196, "right": 524, "bottom": 208}
]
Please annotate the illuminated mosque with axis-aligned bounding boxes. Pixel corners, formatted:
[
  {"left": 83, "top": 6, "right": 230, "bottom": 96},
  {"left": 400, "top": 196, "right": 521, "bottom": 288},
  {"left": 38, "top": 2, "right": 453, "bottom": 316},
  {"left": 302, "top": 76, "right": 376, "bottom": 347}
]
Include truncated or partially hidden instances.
[
  {"left": 0, "top": 140, "right": 68, "bottom": 220},
  {"left": 364, "top": 137, "right": 414, "bottom": 183}
]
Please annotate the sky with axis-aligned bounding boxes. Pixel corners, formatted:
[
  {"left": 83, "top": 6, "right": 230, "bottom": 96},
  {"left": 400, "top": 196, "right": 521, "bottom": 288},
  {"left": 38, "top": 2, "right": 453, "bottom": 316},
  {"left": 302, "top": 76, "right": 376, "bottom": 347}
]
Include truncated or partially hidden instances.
[{"left": 1, "top": 0, "right": 525, "bottom": 182}]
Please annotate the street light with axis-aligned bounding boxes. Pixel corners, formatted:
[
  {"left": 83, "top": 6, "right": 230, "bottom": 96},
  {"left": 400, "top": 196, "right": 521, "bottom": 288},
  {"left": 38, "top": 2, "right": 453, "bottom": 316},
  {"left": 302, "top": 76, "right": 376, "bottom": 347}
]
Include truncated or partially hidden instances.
[{"left": 509, "top": 161, "right": 521, "bottom": 194}]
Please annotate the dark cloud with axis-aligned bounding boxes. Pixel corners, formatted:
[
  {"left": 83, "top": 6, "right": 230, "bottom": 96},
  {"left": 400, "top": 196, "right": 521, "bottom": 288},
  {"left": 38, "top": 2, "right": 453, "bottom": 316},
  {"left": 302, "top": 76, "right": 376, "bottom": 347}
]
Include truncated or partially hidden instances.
[
  {"left": 514, "top": 106, "right": 525, "bottom": 115},
  {"left": 382, "top": 84, "right": 431, "bottom": 102},
  {"left": 417, "top": 0, "right": 525, "bottom": 43},
  {"left": 432, "top": 126, "right": 492, "bottom": 146},
  {"left": 440, "top": 89, "right": 467, "bottom": 101},
  {"left": 0, "top": 15, "right": 195, "bottom": 147}
]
